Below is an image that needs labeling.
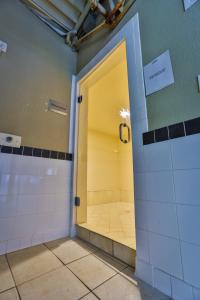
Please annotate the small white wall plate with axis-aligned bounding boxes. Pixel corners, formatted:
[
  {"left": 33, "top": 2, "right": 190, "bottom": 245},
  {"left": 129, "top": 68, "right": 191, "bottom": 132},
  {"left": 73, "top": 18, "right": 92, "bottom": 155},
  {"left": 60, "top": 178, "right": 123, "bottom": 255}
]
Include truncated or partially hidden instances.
[{"left": 0, "top": 133, "right": 21, "bottom": 148}]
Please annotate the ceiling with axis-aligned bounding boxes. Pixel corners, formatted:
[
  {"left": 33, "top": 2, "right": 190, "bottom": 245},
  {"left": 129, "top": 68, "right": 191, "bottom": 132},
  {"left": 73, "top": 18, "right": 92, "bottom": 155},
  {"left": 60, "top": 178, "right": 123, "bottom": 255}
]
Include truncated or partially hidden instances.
[
  {"left": 21, "top": 0, "right": 136, "bottom": 47},
  {"left": 21, "top": 0, "right": 88, "bottom": 34},
  {"left": 85, "top": 42, "right": 131, "bottom": 137}
]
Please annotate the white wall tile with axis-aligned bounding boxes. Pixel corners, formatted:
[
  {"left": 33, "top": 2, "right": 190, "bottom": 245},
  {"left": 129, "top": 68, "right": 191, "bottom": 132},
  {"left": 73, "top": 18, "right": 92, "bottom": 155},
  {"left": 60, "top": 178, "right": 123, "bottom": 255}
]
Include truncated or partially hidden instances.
[
  {"left": 37, "top": 195, "right": 56, "bottom": 213},
  {"left": 135, "top": 258, "right": 153, "bottom": 285},
  {"left": 0, "top": 153, "right": 71, "bottom": 253},
  {"left": 0, "top": 174, "right": 17, "bottom": 195},
  {"left": 136, "top": 229, "right": 149, "bottom": 262},
  {"left": 149, "top": 232, "right": 183, "bottom": 279},
  {"left": 178, "top": 205, "right": 200, "bottom": 245},
  {"left": 20, "top": 237, "right": 32, "bottom": 250},
  {"left": 0, "top": 217, "right": 15, "bottom": 240},
  {"left": 146, "top": 202, "right": 179, "bottom": 238},
  {"left": 0, "top": 241, "right": 6, "bottom": 255},
  {"left": 171, "top": 277, "right": 193, "bottom": 300},
  {"left": 31, "top": 233, "right": 44, "bottom": 246},
  {"left": 0, "top": 153, "right": 14, "bottom": 175},
  {"left": 14, "top": 214, "right": 37, "bottom": 239},
  {"left": 171, "top": 134, "right": 200, "bottom": 170},
  {"left": 6, "top": 239, "right": 21, "bottom": 253},
  {"left": 135, "top": 200, "right": 148, "bottom": 230},
  {"left": 134, "top": 173, "right": 146, "bottom": 200},
  {"left": 193, "top": 287, "right": 200, "bottom": 300},
  {"left": 181, "top": 242, "right": 200, "bottom": 288},
  {"left": 154, "top": 268, "right": 172, "bottom": 297},
  {"left": 17, "top": 195, "right": 38, "bottom": 215},
  {"left": 145, "top": 171, "right": 175, "bottom": 202},
  {"left": 0, "top": 195, "right": 17, "bottom": 217},
  {"left": 174, "top": 170, "right": 200, "bottom": 205},
  {"left": 144, "top": 141, "right": 172, "bottom": 172},
  {"left": 133, "top": 148, "right": 146, "bottom": 173}
]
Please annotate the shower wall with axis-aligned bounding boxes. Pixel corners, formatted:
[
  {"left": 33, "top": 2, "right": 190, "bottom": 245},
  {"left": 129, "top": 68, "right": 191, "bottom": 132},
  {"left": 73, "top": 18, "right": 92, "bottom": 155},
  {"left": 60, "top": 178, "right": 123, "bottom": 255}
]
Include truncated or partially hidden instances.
[{"left": 87, "top": 129, "right": 134, "bottom": 205}]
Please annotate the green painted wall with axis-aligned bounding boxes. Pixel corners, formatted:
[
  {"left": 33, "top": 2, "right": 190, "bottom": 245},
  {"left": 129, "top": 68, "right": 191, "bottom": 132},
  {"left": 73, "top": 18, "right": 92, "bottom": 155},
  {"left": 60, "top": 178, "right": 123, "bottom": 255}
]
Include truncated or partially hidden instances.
[
  {"left": 0, "top": 0, "right": 77, "bottom": 152},
  {"left": 77, "top": 0, "right": 200, "bottom": 130}
]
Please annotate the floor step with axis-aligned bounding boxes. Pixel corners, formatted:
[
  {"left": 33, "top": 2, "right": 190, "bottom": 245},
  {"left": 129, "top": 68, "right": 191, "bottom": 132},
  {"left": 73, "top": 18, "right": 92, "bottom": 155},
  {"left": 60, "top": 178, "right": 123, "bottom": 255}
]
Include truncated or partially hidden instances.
[{"left": 76, "top": 225, "right": 136, "bottom": 267}]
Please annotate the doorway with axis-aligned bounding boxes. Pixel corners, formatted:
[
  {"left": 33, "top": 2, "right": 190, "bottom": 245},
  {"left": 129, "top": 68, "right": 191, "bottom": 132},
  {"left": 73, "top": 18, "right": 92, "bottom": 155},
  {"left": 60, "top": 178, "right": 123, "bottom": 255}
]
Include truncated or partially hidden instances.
[{"left": 76, "top": 41, "right": 136, "bottom": 250}]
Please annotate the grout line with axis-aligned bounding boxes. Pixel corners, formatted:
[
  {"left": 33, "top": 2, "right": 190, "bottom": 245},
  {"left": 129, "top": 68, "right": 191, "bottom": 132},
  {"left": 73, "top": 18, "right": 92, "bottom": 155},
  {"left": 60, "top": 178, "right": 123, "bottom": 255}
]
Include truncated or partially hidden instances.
[
  {"left": 5, "top": 254, "right": 22, "bottom": 300},
  {"left": 67, "top": 258, "right": 120, "bottom": 295},
  {"left": 3, "top": 239, "right": 135, "bottom": 299},
  {"left": 5, "top": 245, "right": 64, "bottom": 288},
  {"left": 170, "top": 143, "right": 184, "bottom": 280},
  {"left": 45, "top": 239, "right": 128, "bottom": 294},
  {"left": 79, "top": 291, "right": 101, "bottom": 300},
  {"left": 0, "top": 287, "right": 19, "bottom": 296},
  {"left": 15, "top": 286, "right": 22, "bottom": 300},
  {"left": 43, "top": 242, "right": 95, "bottom": 266},
  {"left": 65, "top": 265, "right": 94, "bottom": 293},
  {"left": 135, "top": 198, "right": 200, "bottom": 208}
]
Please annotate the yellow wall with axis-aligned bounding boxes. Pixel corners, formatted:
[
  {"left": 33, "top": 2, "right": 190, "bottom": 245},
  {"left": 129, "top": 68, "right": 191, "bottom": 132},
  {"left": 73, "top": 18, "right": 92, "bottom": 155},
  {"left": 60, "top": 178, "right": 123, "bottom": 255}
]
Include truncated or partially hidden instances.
[
  {"left": 87, "top": 128, "right": 134, "bottom": 206},
  {"left": 87, "top": 129, "right": 120, "bottom": 205},
  {"left": 86, "top": 44, "right": 134, "bottom": 206}
]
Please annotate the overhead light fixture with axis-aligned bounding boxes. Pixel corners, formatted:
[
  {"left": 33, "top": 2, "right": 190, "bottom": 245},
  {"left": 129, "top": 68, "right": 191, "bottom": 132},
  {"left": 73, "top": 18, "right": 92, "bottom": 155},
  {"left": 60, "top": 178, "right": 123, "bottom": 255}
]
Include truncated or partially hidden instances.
[
  {"left": 119, "top": 108, "right": 130, "bottom": 120},
  {"left": 48, "top": 99, "right": 68, "bottom": 116}
]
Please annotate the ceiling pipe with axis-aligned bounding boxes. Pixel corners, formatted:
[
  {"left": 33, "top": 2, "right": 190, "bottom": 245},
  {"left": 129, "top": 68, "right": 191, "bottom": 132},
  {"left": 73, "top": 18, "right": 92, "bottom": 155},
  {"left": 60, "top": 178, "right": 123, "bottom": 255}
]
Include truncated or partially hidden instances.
[
  {"left": 66, "top": 0, "right": 108, "bottom": 47},
  {"left": 108, "top": 0, "right": 115, "bottom": 11},
  {"left": 74, "top": 0, "right": 136, "bottom": 48}
]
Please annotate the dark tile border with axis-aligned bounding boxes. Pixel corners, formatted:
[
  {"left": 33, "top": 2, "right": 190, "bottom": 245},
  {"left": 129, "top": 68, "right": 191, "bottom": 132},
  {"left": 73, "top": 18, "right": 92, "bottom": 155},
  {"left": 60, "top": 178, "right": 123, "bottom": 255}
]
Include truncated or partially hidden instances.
[
  {"left": 143, "top": 117, "right": 200, "bottom": 145},
  {"left": 0, "top": 145, "right": 73, "bottom": 161}
]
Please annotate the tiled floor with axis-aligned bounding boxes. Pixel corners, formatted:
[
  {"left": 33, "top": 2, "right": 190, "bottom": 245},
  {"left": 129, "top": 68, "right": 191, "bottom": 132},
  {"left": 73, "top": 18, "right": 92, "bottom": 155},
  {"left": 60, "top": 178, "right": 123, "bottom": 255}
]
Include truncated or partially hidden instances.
[
  {"left": 0, "top": 238, "right": 170, "bottom": 300},
  {"left": 80, "top": 202, "right": 136, "bottom": 249}
]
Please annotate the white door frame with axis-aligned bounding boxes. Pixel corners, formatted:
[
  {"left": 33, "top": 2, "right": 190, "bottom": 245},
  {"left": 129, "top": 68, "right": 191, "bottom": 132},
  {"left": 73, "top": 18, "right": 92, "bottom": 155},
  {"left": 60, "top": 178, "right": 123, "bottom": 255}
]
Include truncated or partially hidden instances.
[{"left": 69, "top": 13, "right": 148, "bottom": 237}]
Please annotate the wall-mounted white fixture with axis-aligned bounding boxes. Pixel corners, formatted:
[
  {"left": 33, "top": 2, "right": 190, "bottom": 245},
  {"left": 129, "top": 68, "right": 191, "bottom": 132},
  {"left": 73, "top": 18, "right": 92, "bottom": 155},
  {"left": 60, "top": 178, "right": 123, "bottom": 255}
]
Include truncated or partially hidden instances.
[
  {"left": 0, "top": 133, "right": 21, "bottom": 148},
  {"left": 48, "top": 99, "right": 68, "bottom": 116},
  {"left": 0, "top": 40, "right": 8, "bottom": 53}
]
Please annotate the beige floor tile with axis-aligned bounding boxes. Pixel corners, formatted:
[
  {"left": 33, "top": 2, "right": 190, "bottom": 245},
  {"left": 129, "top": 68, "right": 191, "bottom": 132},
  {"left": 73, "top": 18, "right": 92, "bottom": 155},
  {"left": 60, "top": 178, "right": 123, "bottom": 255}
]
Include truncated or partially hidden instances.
[
  {"left": 7, "top": 244, "right": 62, "bottom": 285},
  {"left": 45, "top": 238, "right": 95, "bottom": 264},
  {"left": 0, "top": 288, "right": 20, "bottom": 300},
  {"left": 94, "top": 251, "right": 127, "bottom": 272},
  {"left": 0, "top": 255, "right": 15, "bottom": 293},
  {"left": 18, "top": 266, "right": 89, "bottom": 300},
  {"left": 68, "top": 254, "right": 116, "bottom": 290},
  {"left": 80, "top": 292, "right": 98, "bottom": 300},
  {"left": 93, "top": 274, "right": 145, "bottom": 300}
]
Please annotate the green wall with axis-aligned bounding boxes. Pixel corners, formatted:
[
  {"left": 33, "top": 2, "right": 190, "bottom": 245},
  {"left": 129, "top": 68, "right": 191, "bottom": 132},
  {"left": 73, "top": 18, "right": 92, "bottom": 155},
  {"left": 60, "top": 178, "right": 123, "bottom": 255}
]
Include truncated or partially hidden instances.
[
  {"left": 0, "top": 0, "right": 77, "bottom": 152},
  {"left": 77, "top": 0, "right": 200, "bottom": 130}
]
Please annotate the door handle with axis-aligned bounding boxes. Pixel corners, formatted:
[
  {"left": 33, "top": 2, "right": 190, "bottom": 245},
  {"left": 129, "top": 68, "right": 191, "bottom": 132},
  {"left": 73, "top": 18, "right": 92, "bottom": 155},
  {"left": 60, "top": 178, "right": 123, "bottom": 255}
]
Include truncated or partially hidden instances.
[{"left": 119, "top": 123, "right": 130, "bottom": 144}]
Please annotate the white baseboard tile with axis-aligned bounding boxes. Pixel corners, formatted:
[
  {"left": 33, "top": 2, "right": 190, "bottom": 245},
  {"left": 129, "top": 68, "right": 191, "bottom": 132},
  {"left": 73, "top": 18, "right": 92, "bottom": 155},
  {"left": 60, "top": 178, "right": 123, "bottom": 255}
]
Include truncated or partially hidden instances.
[
  {"left": 171, "top": 277, "right": 194, "bottom": 300},
  {"left": 135, "top": 257, "right": 153, "bottom": 286},
  {"left": 193, "top": 287, "right": 200, "bottom": 300},
  {"left": 0, "top": 241, "right": 6, "bottom": 255},
  {"left": 153, "top": 268, "right": 172, "bottom": 298}
]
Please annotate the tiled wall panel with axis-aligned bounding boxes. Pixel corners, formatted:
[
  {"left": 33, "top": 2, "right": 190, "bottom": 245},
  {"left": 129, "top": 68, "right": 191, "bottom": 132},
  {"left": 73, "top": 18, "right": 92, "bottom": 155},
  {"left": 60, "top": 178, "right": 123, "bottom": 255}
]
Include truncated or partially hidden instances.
[
  {"left": 135, "top": 132, "right": 200, "bottom": 299},
  {"left": 0, "top": 153, "right": 72, "bottom": 254}
]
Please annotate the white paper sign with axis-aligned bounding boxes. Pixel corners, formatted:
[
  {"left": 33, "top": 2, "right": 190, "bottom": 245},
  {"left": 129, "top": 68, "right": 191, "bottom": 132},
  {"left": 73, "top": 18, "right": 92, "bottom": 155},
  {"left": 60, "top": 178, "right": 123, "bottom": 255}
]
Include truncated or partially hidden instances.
[
  {"left": 144, "top": 50, "right": 174, "bottom": 96},
  {"left": 183, "top": 0, "right": 198, "bottom": 10}
]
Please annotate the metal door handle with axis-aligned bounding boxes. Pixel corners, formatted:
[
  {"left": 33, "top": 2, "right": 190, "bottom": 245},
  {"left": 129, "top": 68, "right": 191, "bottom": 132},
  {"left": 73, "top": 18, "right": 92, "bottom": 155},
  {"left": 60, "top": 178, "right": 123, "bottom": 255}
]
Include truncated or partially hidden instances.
[{"left": 119, "top": 123, "right": 130, "bottom": 144}]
